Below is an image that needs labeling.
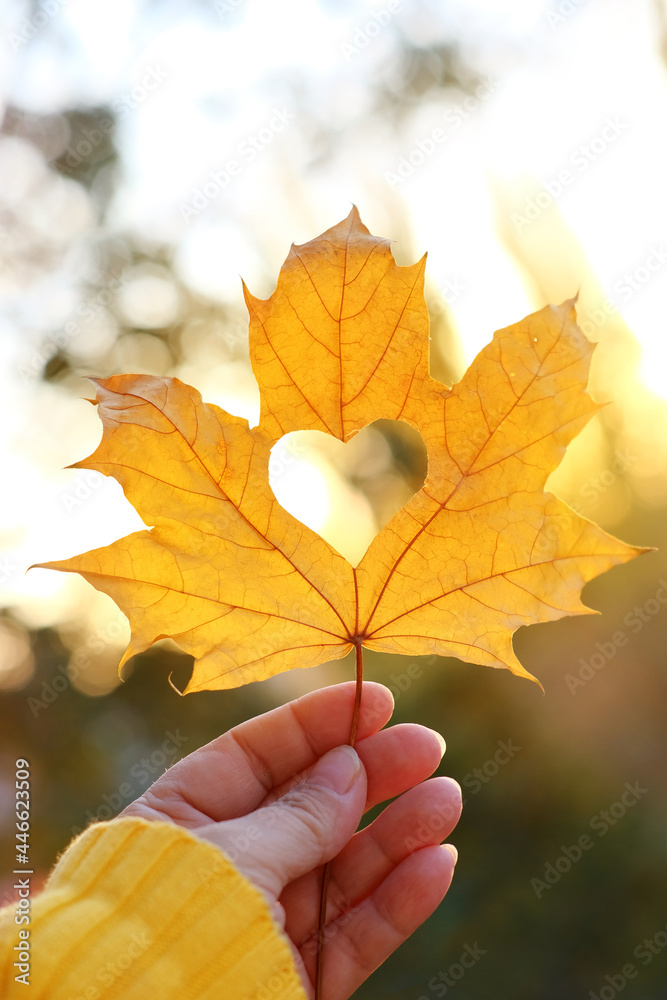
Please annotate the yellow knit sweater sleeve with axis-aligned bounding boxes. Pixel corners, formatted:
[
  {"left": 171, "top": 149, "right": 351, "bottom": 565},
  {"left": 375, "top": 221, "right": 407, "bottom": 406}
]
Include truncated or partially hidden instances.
[{"left": 0, "top": 817, "right": 308, "bottom": 1000}]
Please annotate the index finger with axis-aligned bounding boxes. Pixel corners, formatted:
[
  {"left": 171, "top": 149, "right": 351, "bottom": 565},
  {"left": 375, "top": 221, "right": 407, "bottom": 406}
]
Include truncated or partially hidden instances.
[{"left": 158, "top": 681, "right": 394, "bottom": 821}]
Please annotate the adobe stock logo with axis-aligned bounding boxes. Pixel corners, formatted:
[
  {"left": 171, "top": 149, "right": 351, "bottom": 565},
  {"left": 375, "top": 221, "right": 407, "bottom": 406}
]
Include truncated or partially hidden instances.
[
  {"left": 179, "top": 109, "right": 295, "bottom": 222},
  {"left": 339, "top": 1, "right": 402, "bottom": 62},
  {"left": 530, "top": 781, "right": 648, "bottom": 899},
  {"left": 565, "top": 580, "right": 667, "bottom": 695}
]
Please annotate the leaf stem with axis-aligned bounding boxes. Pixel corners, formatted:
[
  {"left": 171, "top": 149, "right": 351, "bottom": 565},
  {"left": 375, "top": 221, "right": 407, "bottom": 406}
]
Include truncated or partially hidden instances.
[
  {"left": 314, "top": 642, "right": 364, "bottom": 1000},
  {"left": 349, "top": 642, "right": 364, "bottom": 745}
]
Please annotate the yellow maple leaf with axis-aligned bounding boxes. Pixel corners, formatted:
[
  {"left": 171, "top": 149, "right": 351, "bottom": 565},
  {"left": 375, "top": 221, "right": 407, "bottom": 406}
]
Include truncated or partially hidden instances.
[{"left": 37, "top": 208, "right": 648, "bottom": 693}]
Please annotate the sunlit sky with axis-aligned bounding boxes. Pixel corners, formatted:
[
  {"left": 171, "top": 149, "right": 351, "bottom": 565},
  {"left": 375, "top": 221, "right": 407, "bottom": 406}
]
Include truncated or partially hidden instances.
[{"left": 1, "top": 0, "right": 666, "bottom": 650}]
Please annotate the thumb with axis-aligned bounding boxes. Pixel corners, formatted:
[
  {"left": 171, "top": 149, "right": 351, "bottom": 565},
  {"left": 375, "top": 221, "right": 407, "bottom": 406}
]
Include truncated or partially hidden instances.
[{"left": 199, "top": 745, "right": 367, "bottom": 899}]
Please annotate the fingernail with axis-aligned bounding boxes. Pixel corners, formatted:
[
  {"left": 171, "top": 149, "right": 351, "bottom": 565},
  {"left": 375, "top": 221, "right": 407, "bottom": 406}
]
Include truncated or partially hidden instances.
[
  {"left": 430, "top": 729, "right": 446, "bottom": 758},
  {"left": 444, "top": 844, "right": 458, "bottom": 865},
  {"left": 316, "top": 745, "right": 362, "bottom": 795},
  {"left": 443, "top": 777, "right": 462, "bottom": 806}
]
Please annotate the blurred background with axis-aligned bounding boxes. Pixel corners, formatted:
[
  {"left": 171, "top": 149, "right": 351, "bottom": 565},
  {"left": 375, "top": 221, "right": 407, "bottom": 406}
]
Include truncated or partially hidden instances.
[{"left": 1, "top": 0, "right": 666, "bottom": 996}]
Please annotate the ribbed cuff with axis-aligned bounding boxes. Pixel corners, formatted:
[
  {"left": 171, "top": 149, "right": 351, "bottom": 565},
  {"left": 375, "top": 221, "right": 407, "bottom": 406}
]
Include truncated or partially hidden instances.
[{"left": 0, "top": 817, "right": 307, "bottom": 1000}]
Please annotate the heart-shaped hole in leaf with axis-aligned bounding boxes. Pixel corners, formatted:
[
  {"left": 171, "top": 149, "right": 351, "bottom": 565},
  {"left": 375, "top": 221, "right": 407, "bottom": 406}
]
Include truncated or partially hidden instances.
[{"left": 269, "top": 419, "right": 428, "bottom": 565}]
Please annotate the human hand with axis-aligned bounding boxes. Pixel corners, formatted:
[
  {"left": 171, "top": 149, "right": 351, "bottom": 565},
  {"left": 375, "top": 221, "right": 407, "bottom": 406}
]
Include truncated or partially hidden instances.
[{"left": 120, "top": 681, "right": 462, "bottom": 1000}]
